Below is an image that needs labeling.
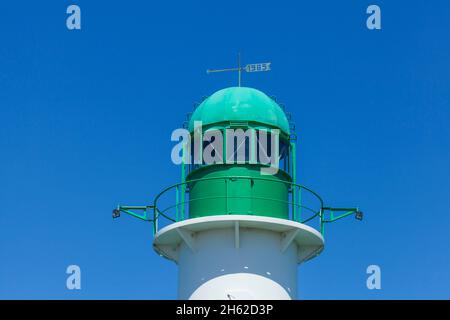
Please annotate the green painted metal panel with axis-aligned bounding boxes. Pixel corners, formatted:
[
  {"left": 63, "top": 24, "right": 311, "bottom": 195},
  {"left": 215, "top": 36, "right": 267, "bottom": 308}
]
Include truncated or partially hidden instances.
[
  {"left": 187, "top": 165, "right": 290, "bottom": 219},
  {"left": 227, "top": 177, "right": 252, "bottom": 215}
]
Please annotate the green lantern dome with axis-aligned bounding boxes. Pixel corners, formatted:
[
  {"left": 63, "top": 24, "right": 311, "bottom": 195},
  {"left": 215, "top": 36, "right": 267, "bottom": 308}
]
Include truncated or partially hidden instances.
[{"left": 188, "top": 87, "right": 290, "bottom": 134}]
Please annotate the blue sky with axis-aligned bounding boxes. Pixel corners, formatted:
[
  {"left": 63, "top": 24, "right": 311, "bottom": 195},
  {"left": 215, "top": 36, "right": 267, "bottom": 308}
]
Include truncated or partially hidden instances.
[{"left": 1, "top": 0, "right": 449, "bottom": 299}]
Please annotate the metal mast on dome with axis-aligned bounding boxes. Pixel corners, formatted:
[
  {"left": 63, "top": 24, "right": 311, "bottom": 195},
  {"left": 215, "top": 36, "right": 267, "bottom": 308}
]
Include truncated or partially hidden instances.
[{"left": 206, "top": 53, "right": 271, "bottom": 87}]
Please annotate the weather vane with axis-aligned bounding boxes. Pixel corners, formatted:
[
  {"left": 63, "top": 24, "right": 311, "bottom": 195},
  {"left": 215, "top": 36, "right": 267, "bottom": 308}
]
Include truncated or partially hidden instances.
[{"left": 206, "top": 53, "right": 271, "bottom": 87}]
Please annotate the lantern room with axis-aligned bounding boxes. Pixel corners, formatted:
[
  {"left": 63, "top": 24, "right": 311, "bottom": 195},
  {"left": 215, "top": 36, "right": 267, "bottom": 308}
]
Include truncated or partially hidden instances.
[{"left": 182, "top": 86, "right": 297, "bottom": 220}]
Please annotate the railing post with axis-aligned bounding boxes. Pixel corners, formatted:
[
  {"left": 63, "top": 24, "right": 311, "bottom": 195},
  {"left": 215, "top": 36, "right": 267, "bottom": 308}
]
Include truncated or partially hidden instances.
[
  {"left": 290, "top": 142, "right": 297, "bottom": 221},
  {"left": 320, "top": 208, "right": 325, "bottom": 236},
  {"left": 298, "top": 186, "right": 302, "bottom": 222},
  {"left": 180, "top": 143, "right": 186, "bottom": 221},
  {"left": 153, "top": 205, "right": 157, "bottom": 235},
  {"left": 175, "top": 185, "right": 179, "bottom": 222},
  {"left": 291, "top": 185, "right": 295, "bottom": 222}
]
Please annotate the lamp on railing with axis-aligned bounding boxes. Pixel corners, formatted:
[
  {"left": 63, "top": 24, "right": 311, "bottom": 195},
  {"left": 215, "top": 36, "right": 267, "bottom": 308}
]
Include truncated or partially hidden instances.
[
  {"left": 355, "top": 211, "right": 363, "bottom": 221},
  {"left": 112, "top": 208, "right": 120, "bottom": 219}
]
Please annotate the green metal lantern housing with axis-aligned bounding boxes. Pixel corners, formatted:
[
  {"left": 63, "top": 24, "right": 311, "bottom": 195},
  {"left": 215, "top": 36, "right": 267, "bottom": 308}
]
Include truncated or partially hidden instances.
[{"left": 184, "top": 87, "right": 296, "bottom": 220}]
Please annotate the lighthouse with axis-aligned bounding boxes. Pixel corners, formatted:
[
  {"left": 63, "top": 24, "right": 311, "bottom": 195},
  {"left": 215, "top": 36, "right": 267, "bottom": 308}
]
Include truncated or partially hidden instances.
[{"left": 114, "top": 86, "right": 362, "bottom": 300}]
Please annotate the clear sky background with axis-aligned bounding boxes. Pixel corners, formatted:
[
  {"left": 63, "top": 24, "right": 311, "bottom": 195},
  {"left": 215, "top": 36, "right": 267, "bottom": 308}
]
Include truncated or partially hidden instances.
[{"left": 1, "top": 1, "right": 449, "bottom": 299}]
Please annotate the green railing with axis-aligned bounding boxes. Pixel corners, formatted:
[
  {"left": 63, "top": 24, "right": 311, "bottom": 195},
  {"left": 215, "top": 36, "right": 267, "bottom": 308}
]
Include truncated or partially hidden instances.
[{"left": 113, "top": 176, "right": 362, "bottom": 237}]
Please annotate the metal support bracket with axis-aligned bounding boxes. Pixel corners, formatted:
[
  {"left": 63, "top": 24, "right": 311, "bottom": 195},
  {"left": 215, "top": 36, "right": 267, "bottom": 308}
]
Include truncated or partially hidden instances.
[
  {"left": 281, "top": 229, "right": 299, "bottom": 253},
  {"left": 234, "top": 221, "right": 240, "bottom": 249},
  {"left": 177, "top": 228, "right": 196, "bottom": 253}
]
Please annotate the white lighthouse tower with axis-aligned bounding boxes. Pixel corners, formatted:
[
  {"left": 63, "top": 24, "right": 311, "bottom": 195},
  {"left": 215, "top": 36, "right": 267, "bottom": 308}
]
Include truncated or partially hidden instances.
[{"left": 154, "top": 215, "right": 324, "bottom": 299}]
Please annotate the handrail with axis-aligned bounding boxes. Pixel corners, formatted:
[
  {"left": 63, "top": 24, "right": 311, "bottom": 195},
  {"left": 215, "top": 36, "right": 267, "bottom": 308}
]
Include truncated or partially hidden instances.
[
  {"left": 153, "top": 175, "right": 324, "bottom": 207},
  {"left": 114, "top": 176, "right": 361, "bottom": 238},
  {"left": 151, "top": 175, "right": 324, "bottom": 233},
  {"left": 157, "top": 195, "right": 319, "bottom": 221}
]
